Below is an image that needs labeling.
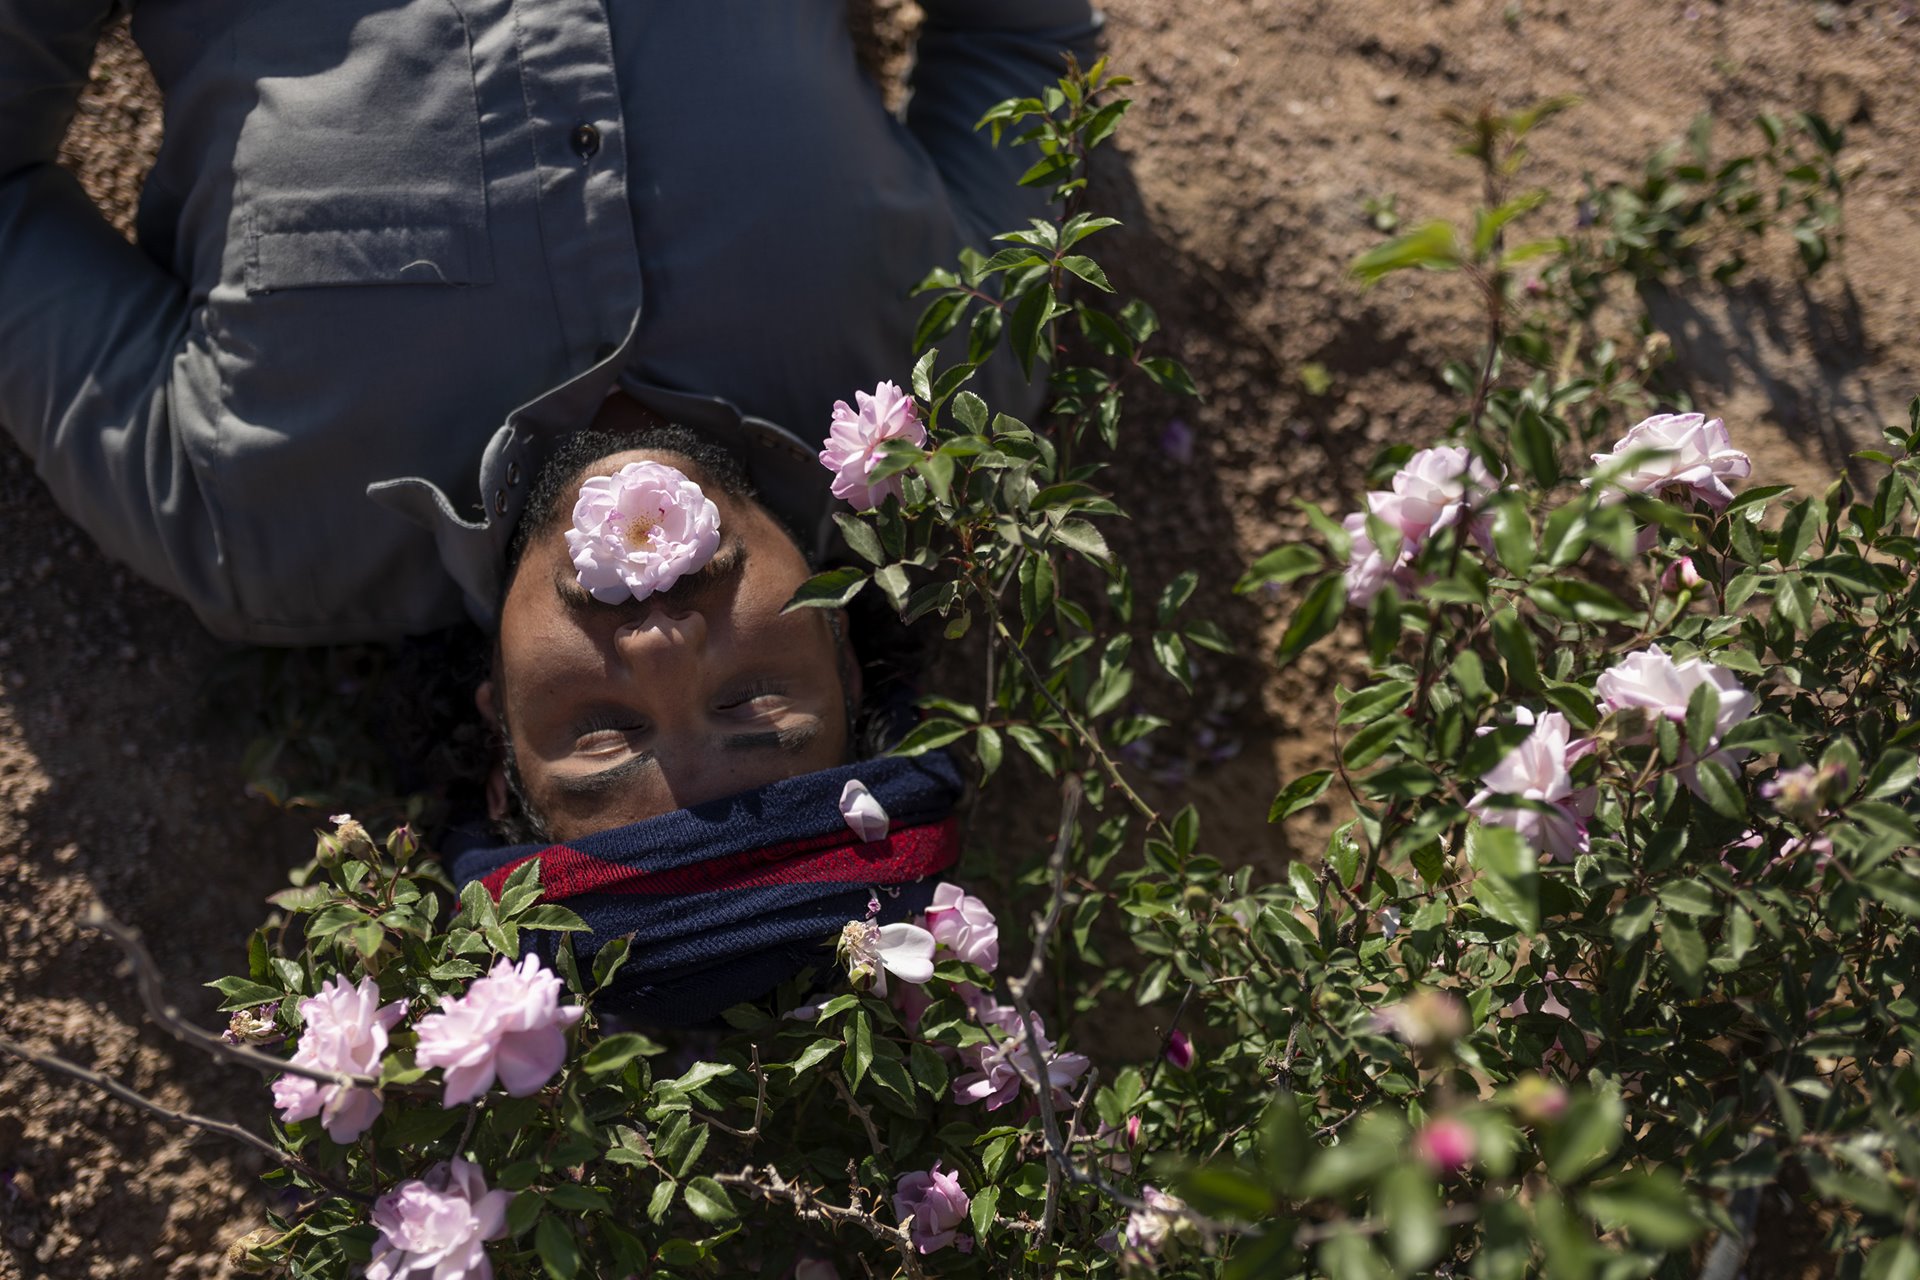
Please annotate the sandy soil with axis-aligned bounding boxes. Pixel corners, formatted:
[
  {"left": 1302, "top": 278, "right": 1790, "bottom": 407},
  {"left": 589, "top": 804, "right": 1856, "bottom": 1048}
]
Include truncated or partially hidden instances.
[{"left": 5, "top": 1, "right": 1917, "bottom": 1274}]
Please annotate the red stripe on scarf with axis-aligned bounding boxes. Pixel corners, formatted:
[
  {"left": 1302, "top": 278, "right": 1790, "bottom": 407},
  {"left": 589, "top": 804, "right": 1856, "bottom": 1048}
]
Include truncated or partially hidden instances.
[{"left": 478, "top": 816, "right": 960, "bottom": 903}]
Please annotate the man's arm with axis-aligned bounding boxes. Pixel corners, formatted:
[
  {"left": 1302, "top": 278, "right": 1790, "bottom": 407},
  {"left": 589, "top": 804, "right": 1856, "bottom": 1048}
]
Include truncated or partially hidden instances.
[
  {"left": 904, "top": 0, "right": 1103, "bottom": 244},
  {"left": 0, "top": 1, "right": 228, "bottom": 614}
]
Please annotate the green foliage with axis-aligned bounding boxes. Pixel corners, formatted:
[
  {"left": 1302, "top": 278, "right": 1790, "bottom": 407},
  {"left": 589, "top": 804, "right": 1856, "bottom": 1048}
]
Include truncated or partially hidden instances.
[{"left": 225, "top": 77, "right": 1918, "bottom": 1280}]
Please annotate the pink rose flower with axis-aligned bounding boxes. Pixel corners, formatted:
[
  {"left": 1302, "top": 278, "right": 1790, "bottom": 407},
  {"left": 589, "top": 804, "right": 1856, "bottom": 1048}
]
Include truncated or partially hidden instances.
[
  {"left": 793, "top": 1259, "right": 843, "bottom": 1280},
  {"left": 892, "top": 1163, "right": 971, "bottom": 1254},
  {"left": 1596, "top": 647, "right": 1755, "bottom": 791},
  {"left": 953, "top": 1003, "right": 1090, "bottom": 1111},
  {"left": 837, "top": 779, "right": 890, "bottom": 843},
  {"left": 1371, "top": 987, "right": 1470, "bottom": 1047},
  {"left": 564, "top": 460, "right": 722, "bottom": 605},
  {"left": 920, "top": 882, "right": 999, "bottom": 971},
  {"left": 1341, "top": 510, "right": 1412, "bottom": 605},
  {"left": 1510, "top": 1074, "right": 1570, "bottom": 1126},
  {"left": 1372, "top": 445, "right": 1499, "bottom": 543},
  {"left": 1412, "top": 1116, "right": 1477, "bottom": 1175},
  {"left": 818, "top": 381, "right": 927, "bottom": 511},
  {"left": 1340, "top": 445, "right": 1498, "bottom": 604},
  {"left": 365, "top": 1158, "right": 512, "bottom": 1280},
  {"left": 1467, "top": 708, "right": 1593, "bottom": 863},
  {"left": 414, "top": 955, "right": 584, "bottom": 1107},
  {"left": 1587, "top": 412, "right": 1752, "bottom": 509},
  {"left": 1659, "top": 555, "right": 1704, "bottom": 593},
  {"left": 1117, "top": 1186, "right": 1191, "bottom": 1269},
  {"left": 270, "top": 974, "right": 404, "bottom": 1144},
  {"left": 837, "top": 920, "right": 935, "bottom": 998},
  {"left": 1163, "top": 1028, "right": 1196, "bottom": 1070}
]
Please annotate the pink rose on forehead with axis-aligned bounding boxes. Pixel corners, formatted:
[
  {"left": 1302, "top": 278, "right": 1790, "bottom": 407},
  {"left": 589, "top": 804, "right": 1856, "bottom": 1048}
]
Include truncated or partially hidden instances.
[
  {"left": 892, "top": 1163, "right": 971, "bottom": 1254},
  {"left": 565, "top": 460, "right": 721, "bottom": 605},
  {"left": 818, "top": 380, "right": 928, "bottom": 511},
  {"left": 270, "top": 974, "right": 404, "bottom": 1143},
  {"left": 365, "top": 1158, "right": 511, "bottom": 1280},
  {"left": 1587, "top": 412, "right": 1752, "bottom": 509},
  {"left": 920, "top": 881, "right": 999, "bottom": 971},
  {"left": 414, "top": 955, "right": 584, "bottom": 1107}
]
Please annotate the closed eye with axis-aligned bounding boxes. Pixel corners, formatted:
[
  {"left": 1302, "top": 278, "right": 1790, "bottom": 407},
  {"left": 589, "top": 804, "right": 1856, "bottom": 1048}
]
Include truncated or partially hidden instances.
[
  {"left": 716, "top": 681, "right": 789, "bottom": 714},
  {"left": 572, "top": 709, "right": 646, "bottom": 754}
]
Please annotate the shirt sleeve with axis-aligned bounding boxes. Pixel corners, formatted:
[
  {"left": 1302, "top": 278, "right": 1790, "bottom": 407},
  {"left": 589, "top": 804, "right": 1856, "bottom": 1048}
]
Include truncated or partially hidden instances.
[
  {"left": 0, "top": 0, "right": 229, "bottom": 620},
  {"left": 904, "top": 0, "right": 1104, "bottom": 245}
]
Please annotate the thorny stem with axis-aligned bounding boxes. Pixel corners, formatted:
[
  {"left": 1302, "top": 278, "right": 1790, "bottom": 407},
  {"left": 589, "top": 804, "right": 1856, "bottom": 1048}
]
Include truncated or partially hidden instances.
[
  {"left": 981, "top": 591, "right": 1166, "bottom": 837},
  {"left": 715, "top": 1165, "right": 924, "bottom": 1277},
  {"left": 700, "top": 1046, "right": 767, "bottom": 1143},
  {"left": 0, "top": 1032, "right": 370, "bottom": 1204},
  {"left": 1000, "top": 780, "right": 1244, "bottom": 1246},
  {"left": 83, "top": 903, "right": 381, "bottom": 1091}
]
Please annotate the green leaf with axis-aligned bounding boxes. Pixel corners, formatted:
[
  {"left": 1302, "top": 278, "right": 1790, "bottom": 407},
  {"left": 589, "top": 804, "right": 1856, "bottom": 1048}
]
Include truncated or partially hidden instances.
[
  {"left": 1683, "top": 681, "right": 1722, "bottom": 760},
  {"left": 910, "top": 349, "right": 937, "bottom": 402},
  {"left": 1380, "top": 1165, "right": 1445, "bottom": 1272},
  {"left": 1052, "top": 518, "right": 1111, "bottom": 561},
  {"left": 682, "top": 1176, "right": 737, "bottom": 1225},
  {"left": 1008, "top": 283, "right": 1052, "bottom": 379},
  {"left": 206, "top": 977, "right": 284, "bottom": 1011},
  {"left": 1059, "top": 254, "right": 1114, "bottom": 291},
  {"left": 1580, "top": 1170, "right": 1702, "bottom": 1248},
  {"left": 518, "top": 904, "right": 588, "bottom": 933},
  {"left": 892, "top": 718, "right": 972, "bottom": 757},
  {"left": 1542, "top": 1091, "right": 1625, "bottom": 1183},
  {"left": 583, "top": 1032, "right": 664, "bottom": 1076},
  {"left": 844, "top": 1010, "right": 873, "bottom": 1091},
  {"left": 1178, "top": 1165, "right": 1274, "bottom": 1220},
  {"left": 593, "top": 936, "right": 632, "bottom": 990},
  {"left": 1140, "top": 356, "right": 1199, "bottom": 397},
  {"left": 507, "top": 1189, "right": 543, "bottom": 1238},
  {"left": 1491, "top": 607, "right": 1540, "bottom": 691},
  {"left": 833, "top": 513, "right": 886, "bottom": 566},
  {"left": 1236, "top": 544, "right": 1323, "bottom": 593},
  {"left": 1694, "top": 759, "right": 1747, "bottom": 820},
  {"left": 1470, "top": 823, "right": 1540, "bottom": 933},
  {"left": 783, "top": 567, "right": 867, "bottom": 612},
  {"left": 1661, "top": 914, "right": 1708, "bottom": 997},
  {"left": 1492, "top": 494, "right": 1536, "bottom": 574},
  {"left": 534, "top": 1215, "right": 580, "bottom": 1279},
  {"left": 1276, "top": 574, "right": 1347, "bottom": 665},
  {"left": 969, "top": 1184, "right": 1001, "bottom": 1243},
  {"left": 1270, "top": 770, "right": 1335, "bottom": 822},
  {"left": 1351, "top": 220, "right": 1461, "bottom": 283},
  {"left": 1776, "top": 497, "right": 1823, "bottom": 566}
]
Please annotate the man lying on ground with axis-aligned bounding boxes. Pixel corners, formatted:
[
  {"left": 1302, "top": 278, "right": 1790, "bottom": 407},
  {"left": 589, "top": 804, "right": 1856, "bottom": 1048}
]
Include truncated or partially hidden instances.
[{"left": 0, "top": 0, "right": 1098, "bottom": 642}]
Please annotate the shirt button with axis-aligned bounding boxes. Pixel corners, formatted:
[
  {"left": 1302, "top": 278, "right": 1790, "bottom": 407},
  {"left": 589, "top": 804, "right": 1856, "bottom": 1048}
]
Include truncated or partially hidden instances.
[
  {"left": 571, "top": 123, "right": 601, "bottom": 160},
  {"left": 493, "top": 488, "right": 509, "bottom": 516},
  {"left": 505, "top": 461, "right": 521, "bottom": 486}
]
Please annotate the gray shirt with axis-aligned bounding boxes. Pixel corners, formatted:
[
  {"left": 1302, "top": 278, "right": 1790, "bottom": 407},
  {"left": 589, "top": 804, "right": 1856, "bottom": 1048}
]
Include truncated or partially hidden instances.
[{"left": 0, "top": 0, "right": 1099, "bottom": 642}]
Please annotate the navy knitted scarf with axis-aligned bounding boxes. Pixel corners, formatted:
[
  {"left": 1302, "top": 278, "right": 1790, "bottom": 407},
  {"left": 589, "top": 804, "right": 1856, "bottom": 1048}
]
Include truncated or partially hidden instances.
[{"left": 446, "top": 752, "right": 964, "bottom": 1027}]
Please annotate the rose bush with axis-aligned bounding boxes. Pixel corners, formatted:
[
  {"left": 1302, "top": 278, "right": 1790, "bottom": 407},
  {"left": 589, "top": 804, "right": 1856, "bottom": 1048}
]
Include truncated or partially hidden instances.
[{"left": 70, "top": 70, "right": 1913, "bottom": 1280}]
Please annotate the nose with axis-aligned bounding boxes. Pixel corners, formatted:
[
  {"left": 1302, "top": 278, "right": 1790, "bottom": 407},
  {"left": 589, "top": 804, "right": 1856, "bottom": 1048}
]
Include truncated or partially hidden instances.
[{"left": 614, "top": 607, "right": 708, "bottom": 665}]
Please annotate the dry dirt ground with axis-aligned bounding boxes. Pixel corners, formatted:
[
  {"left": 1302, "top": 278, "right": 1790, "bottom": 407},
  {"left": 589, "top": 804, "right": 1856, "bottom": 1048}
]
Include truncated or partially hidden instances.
[{"left": 4, "top": 1, "right": 1917, "bottom": 1275}]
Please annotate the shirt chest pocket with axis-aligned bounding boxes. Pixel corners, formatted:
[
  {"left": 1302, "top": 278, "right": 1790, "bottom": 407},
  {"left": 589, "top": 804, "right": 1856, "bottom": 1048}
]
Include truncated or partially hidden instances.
[{"left": 233, "top": 0, "right": 492, "bottom": 293}]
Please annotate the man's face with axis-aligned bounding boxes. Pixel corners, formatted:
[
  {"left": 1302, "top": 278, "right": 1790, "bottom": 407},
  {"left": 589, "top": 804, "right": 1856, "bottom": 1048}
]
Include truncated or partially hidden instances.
[{"left": 487, "top": 449, "right": 852, "bottom": 841}]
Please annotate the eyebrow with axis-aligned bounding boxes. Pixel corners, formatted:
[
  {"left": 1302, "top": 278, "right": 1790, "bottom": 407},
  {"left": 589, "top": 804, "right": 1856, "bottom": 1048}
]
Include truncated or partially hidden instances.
[
  {"left": 550, "top": 722, "right": 823, "bottom": 801},
  {"left": 554, "top": 536, "right": 750, "bottom": 610}
]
